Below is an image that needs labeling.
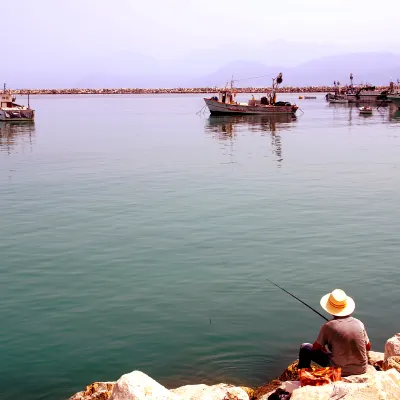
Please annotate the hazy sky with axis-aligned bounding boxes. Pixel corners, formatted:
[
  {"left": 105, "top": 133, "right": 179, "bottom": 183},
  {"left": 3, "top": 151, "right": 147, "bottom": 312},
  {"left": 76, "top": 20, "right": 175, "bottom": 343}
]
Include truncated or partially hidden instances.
[{"left": 4, "top": 0, "right": 399, "bottom": 60}]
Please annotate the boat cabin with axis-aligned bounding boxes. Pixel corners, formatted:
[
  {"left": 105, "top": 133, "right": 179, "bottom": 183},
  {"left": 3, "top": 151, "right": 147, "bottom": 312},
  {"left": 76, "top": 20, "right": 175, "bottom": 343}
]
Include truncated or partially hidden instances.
[
  {"left": 218, "top": 90, "right": 234, "bottom": 104},
  {"left": 0, "top": 92, "right": 17, "bottom": 109}
]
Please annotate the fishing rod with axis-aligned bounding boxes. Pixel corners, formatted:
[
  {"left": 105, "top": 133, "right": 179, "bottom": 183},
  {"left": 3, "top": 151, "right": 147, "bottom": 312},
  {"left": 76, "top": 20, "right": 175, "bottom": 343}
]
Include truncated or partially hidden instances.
[{"left": 266, "top": 279, "right": 329, "bottom": 321}]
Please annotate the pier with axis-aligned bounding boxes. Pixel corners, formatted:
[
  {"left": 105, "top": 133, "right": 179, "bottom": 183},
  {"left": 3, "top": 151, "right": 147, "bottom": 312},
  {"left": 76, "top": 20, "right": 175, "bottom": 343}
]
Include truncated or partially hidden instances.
[{"left": 3, "top": 86, "right": 390, "bottom": 95}]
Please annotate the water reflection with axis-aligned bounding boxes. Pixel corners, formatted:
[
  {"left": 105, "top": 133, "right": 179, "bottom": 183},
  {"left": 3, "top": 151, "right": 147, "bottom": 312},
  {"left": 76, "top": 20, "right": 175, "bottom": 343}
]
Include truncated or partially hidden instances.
[
  {"left": 388, "top": 104, "right": 400, "bottom": 121},
  {"left": 205, "top": 114, "right": 296, "bottom": 139},
  {"left": 204, "top": 114, "right": 296, "bottom": 164},
  {"left": 329, "top": 102, "right": 399, "bottom": 126},
  {"left": 0, "top": 121, "right": 35, "bottom": 154}
]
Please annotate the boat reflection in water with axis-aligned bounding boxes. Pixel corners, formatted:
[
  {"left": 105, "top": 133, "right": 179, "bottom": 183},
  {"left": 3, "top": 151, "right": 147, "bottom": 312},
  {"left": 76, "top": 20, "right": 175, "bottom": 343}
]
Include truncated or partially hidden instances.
[
  {"left": 388, "top": 104, "right": 400, "bottom": 121},
  {"left": 0, "top": 121, "right": 35, "bottom": 154},
  {"left": 204, "top": 114, "right": 297, "bottom": 164}
]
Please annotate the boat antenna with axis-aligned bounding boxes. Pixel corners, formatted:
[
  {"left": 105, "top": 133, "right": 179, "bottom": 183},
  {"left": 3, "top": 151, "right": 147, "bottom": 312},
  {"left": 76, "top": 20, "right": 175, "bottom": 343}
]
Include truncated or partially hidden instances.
[{"left": 266, "top": 279, "right": 329, "bottom": 321}]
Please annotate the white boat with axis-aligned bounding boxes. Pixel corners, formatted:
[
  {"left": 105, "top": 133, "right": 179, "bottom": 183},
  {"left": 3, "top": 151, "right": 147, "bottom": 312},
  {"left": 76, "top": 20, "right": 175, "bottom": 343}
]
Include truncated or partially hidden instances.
[
  {"left": 359, "top": 106, "right": 373, "bottom": 115},
  {"left": 204, "top": 73, "right": 298, "bottom": 115},
  {"left": 0, "top": 85, "right": 35, "bottom": 122}
]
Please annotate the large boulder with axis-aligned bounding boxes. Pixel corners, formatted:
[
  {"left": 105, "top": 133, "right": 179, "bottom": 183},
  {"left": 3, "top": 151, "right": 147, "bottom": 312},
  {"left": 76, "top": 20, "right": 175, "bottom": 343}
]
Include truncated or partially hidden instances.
[
  {"left": 70, "top": 382, "right": 115, "bottom": 400},
  {"left": 385, "top": 333, "right": 400, "bottom": 361},
  {"left": 290, "top": 368, "right": 400, "bottom": 400},
  {"left": 109, "top": 371, "right": 182, "bottom": 400},
  {"left": 171, "top": 383, "right": 250, "bottom": 400},
  {"left": 383, "top": 356, "right": 400, "bottom": 373}
]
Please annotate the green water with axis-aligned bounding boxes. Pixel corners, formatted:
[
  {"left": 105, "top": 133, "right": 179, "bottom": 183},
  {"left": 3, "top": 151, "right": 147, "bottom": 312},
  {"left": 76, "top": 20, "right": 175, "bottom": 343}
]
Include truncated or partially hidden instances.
[{"left": 1, "top": 94, "right": 400, "bottom": 400}]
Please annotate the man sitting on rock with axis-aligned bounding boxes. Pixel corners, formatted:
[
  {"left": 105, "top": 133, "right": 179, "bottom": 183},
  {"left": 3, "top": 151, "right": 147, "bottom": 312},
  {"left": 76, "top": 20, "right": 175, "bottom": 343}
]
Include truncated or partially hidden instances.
[{"left": 298, "top": 289, "right": 371, "bottom": 376}]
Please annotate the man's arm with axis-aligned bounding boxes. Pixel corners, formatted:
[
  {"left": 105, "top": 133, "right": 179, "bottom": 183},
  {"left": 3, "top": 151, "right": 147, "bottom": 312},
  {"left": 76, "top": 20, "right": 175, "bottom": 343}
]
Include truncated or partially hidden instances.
[{"left": 312, "top": 341, "right": 324, "bottom": 351}]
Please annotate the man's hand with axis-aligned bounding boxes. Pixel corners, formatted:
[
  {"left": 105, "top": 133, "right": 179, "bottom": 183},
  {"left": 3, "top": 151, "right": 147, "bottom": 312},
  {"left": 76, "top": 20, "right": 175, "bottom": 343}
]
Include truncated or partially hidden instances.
[{"left": 312, "top": 341, "right": 324, "bottom": 352}]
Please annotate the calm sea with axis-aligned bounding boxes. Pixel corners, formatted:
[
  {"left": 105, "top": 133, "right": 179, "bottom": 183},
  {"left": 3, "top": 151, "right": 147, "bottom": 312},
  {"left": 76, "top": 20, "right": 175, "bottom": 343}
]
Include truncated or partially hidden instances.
[{"left": 1, "top": 94, "right": 400, "bottom": 400}]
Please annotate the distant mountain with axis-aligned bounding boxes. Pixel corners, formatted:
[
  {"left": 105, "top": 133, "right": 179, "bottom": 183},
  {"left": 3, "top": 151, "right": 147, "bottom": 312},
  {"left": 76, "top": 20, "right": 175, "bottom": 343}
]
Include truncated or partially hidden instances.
[
  {"left": 2, "top": 47, "right": 399, "bottom": 88},
  {"left": 189, "top": 52, "right": 400, "bottom": 87},
  {"left": 186, "top": 60, "right": 284, "bottom": 87},
  {"left": 286, "top": 52, "right": 400, "bottom": 86}
]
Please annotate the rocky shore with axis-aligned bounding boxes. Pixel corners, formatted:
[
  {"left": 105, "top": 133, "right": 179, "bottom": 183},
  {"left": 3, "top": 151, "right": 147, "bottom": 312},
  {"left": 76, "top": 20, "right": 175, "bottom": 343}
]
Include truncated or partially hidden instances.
[
  {"left": 69, "top": 334, "right": 400, "bottom": 400},
  {"left": 5, "top": 86, "right": 390, "bottom": 95}
]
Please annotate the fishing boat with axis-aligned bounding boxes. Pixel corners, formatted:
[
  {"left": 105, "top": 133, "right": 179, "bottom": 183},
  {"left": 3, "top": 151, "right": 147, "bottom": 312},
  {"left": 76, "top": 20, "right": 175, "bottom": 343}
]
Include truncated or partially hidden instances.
[
  {"left": 359, "top": 106, "right": 373, "bottom": 115},
  {"left": 204, "top": 73, "right": 298, "bottom": 115},
  {"left": 343, "top": 74, "right": 395, "bottom": 103},
  {"left": 0, "top": 85, "right": 35, "bottom": 122},
  {"left": 387, "top": 94, "right": 400, "bottom": 108}
]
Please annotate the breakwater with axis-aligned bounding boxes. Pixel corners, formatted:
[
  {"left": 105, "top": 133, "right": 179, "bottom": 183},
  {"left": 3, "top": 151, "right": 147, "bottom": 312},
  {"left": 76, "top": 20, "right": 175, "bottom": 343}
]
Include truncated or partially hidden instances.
[{"left": 5, "top": 86, "right": 390, "bottom": 95}]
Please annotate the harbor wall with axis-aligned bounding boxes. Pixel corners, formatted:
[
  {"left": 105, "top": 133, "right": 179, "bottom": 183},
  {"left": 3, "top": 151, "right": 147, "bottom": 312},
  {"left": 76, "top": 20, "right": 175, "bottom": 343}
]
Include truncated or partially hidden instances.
[{"left": 3, "top": 86, "right": 390, "bottom": 95}]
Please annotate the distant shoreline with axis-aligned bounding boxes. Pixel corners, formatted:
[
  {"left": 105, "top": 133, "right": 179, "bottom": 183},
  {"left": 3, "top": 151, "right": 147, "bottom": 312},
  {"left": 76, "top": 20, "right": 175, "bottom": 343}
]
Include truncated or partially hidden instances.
[{"left": 5, "top": 86, "right": 390, "bottom": 95}]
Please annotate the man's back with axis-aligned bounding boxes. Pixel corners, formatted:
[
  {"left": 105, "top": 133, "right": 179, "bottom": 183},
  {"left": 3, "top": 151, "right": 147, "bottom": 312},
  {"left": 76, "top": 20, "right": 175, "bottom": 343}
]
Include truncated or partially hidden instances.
[{"left": 316, "top": 316, "right": 369, "bottom": 376}]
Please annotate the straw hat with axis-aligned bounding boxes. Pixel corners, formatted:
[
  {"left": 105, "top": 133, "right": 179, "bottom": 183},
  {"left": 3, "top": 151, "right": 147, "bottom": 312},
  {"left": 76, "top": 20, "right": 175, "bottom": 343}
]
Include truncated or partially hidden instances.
[{"left": 320, "top": 289, "right": 355, "bottom": 317}]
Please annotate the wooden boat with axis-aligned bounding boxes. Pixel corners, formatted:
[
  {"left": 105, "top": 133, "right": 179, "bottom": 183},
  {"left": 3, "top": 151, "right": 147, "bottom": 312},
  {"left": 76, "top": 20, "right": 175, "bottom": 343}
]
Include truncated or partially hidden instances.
[
  {"left": 0, "top": 85, "right": 35, "bottom": 122},
  {"left": 204, "top": 73, "right": 298, "bottom": 115},
  {"left": 359, "top": 106, "right": 373, "bottom": 115}
]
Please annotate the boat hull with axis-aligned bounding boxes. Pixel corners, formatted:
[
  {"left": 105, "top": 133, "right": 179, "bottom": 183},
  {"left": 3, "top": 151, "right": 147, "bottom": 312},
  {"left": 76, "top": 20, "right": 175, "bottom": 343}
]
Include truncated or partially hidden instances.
[
  {"left": 347, "top": 93, "right": 388, "bottom": 103},
  {"left": 204, "top": 98, "right": 297, "bottom": 115},
  {"left": 387, "top": 95, "right": 400, "bottom": 108},
  {"left": 0, "top": 109, "right": 35, "bottom": 122}
]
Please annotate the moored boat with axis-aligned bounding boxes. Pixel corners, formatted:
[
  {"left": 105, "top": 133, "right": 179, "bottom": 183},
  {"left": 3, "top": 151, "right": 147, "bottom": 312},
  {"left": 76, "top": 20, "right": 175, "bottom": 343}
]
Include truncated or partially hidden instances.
[
  {"left": 0, "top": 85, "right": 35, "bottom": 122},
  {"left": 359, "top": 106, "right": 373, "bottom": 115},
  {"left": 387, "top": 94, "right": 400, "bottom": 108},
  {"left": 204, "top": 73, "right": 298, "bottom": 115}
]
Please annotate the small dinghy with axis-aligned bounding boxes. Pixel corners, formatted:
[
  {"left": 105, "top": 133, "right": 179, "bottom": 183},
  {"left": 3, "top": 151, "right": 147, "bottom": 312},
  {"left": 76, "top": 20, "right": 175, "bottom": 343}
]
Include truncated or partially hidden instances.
[{"left": 359, "top": 106, "right": 373, "bottom": 115}]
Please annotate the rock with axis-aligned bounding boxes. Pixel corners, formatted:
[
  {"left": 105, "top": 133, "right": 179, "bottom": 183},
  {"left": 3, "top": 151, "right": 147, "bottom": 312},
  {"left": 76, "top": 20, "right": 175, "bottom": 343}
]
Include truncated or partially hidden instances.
[
  {"left": 109, "top": 371, "right": 181, "bottom": 400},
  {"left": 70, "top": 382, "right": 115, "bottom": 400},
  {"left": 240, "top": 386, "right": 255, "bottom": 399},
  {"left": 253, "top": 379, "right": 282, "bottom": 400},
  {"left": 279, "top": 360, "right": 300, "bottom": 381},
  {"left": 367, "top": 351, "right": 384, "bottom": 370},
  {"left": 290, "top": 368, "right": 400, "bottom": 400},
  {"left": 383, "top": 355, "right": 400, "bottom": 373},
  {"left": 341, "top": 365, "right": 378, "bottom": 384},
  {"left": 171, "top": 383, "right": 250, "bottom": 400},
  {"left": 385, "top": 333, "right": 400, "bottom": 361}
]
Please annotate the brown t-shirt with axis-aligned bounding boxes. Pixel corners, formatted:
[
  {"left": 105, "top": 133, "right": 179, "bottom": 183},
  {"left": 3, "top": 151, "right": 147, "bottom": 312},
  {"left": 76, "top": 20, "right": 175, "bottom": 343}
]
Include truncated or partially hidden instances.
[{"left": 316, "top": 316, "right": 369, "bottom": 376}]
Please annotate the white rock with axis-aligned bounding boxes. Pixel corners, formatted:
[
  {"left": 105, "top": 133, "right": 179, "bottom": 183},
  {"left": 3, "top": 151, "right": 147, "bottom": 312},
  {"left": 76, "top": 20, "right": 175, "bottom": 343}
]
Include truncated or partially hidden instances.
[
  {"left": 290, "top": 368, "right": 400, "bottom": 400},
  {"left": 367, "top": 350, "right": 384, "bottom": 367},
  {"left": 110, "top": 370, "right": 182, "bottom": 400},
  {"left": 341, "top": 365, "right": 377, "bottom": 383},
  {"left": 385, "top": 333, "right": 400, "bottom": 361},
  {"left": 171, "top": 383, "right": 249, "bottom": 400}
]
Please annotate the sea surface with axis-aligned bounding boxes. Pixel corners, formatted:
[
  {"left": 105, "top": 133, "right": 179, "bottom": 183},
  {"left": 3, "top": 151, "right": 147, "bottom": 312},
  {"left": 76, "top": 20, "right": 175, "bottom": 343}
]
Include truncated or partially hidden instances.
[{"left": 1, "top": 94, "right": 400, "bottom": 400}]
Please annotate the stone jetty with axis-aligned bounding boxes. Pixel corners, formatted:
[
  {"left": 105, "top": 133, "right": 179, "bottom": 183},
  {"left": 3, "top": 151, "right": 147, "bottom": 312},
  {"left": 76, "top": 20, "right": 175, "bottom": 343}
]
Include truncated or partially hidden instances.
[
  {"left": 4, "top": 86, "right": 390, "bottom": 96},
  {"left": 69, "top": 334, "right": 400, "bottom": 400}
]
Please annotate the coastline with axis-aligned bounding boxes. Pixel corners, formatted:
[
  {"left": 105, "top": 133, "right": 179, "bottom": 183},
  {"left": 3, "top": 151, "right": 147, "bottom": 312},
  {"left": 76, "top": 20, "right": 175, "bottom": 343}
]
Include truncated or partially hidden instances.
[
  {"left": 5, "top": 86, "right": 390, "bottom": 95},
  {"left": 69, "top": 349, "right": 400, "bottom": 400}
]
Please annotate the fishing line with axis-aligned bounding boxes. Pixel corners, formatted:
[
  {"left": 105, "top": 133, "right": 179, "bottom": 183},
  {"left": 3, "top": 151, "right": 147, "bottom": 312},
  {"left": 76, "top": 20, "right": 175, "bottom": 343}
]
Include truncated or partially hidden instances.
[{"left": 266, "top": 279, "right": 328, "bottom": 321}]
